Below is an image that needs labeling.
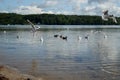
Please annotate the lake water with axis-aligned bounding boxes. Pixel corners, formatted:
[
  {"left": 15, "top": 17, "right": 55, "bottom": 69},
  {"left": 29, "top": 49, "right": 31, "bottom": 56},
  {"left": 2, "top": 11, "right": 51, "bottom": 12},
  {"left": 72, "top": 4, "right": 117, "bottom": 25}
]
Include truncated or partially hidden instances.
[{"left": 0, "top": 25, "right": 120, "bottom": 80}]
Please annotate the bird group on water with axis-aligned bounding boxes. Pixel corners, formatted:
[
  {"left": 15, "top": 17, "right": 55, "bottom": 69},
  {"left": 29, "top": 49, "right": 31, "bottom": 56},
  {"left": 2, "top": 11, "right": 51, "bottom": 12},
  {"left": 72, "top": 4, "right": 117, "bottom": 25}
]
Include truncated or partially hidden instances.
[
  {"left": 54, "top": 34, "right": 67, "bottom": 40},
  {"left": 53, "top": 29, "right": 107, "bottom": 42}
]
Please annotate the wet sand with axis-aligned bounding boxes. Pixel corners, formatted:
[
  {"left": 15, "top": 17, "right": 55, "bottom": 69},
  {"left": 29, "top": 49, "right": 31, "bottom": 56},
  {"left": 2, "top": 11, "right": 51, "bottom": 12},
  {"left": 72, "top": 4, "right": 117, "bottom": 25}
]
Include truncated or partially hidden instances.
[
  {"left": 0, "top": 64, "right": 120, "bottom": 80},
  {"left": 0, "top": 65, "right": 42, "bottom": 80}
]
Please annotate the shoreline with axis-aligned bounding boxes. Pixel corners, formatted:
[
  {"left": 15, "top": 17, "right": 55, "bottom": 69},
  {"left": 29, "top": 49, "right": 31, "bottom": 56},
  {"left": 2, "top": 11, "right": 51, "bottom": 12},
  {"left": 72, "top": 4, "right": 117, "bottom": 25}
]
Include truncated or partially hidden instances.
[{"left": 0, "top": 65, "right": 42, "bottom": 80}]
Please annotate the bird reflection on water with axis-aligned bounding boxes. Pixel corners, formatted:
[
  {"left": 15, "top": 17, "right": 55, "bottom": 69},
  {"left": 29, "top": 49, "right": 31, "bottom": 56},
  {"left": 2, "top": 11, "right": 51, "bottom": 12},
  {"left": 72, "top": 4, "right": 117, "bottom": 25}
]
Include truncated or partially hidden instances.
[{"left": 29, "top": 59, "right": 39, "bottom": 76}]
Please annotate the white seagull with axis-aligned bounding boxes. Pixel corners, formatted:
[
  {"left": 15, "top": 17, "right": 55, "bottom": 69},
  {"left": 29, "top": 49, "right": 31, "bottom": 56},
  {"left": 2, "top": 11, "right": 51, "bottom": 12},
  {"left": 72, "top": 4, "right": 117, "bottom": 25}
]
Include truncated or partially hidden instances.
[
  {"left": 40, "top": 37, "right": 44, "bottom": 42},
  {"left": 102, "top": 10, "right": 117, "bottom": 23},
  {"left": 27, "top": 19, "right": 40, "bottom": 32},
  {"left": 78, "top": 36, "right": 82, "bottom": 41}
]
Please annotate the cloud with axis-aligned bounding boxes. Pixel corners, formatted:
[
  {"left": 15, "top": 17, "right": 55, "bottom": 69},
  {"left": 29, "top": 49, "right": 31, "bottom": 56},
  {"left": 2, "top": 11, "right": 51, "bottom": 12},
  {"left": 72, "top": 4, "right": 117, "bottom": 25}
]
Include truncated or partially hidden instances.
[
  {"left": 69, "top": 0, "right": 88, "bottom": 11},
  {"left": 87, "top": 0, "right": 108, "bottom": 4},
  {"left": 46, "top": 0, "right": 58, "bottom": 6},
  {"left": 12, "top": 5, "right": 74, "bottom": 15},
  {"left": 37, "top": 0, "right": 58, "bottom": 8},
  {"left": 0, "top": 10, "right": 8, "bottom": 13},
  {"left": 12, "top": 5, "right": 54, "bottom": 14},
  {"left": 1, "top": 0, "right": 120, "bottom": 16},
  {"left": 68, "top": 0, "right": 120, "bottom": 16},
  {"left": 12, "top": 5, "right": 42, "bottom": 14},
  {"left": 55, "top": 11, "right": 75, "bottom": 15},
  {"left": 70, "top": 0, "right": 87, "bottom": 3},
  {"left": 13, "top": 4, "right": 77, "bottom": 15},
  {"left": 85, "top": 6, "right": 96, "bottom": 11}
]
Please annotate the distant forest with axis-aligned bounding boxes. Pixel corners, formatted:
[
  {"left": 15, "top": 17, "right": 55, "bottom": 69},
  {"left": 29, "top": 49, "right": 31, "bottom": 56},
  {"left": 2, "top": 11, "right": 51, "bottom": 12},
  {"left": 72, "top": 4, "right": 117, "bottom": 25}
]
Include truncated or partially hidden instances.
[{"left": 0, "top": 13, "right": 120, "bottom": 25}]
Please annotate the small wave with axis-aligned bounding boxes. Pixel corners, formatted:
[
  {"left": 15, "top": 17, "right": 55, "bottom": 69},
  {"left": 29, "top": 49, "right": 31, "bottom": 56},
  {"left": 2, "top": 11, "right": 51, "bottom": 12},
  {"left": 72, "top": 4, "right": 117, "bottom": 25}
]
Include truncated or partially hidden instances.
[{"left": 101, "top": 68, "right": 120, "bottom": 75}]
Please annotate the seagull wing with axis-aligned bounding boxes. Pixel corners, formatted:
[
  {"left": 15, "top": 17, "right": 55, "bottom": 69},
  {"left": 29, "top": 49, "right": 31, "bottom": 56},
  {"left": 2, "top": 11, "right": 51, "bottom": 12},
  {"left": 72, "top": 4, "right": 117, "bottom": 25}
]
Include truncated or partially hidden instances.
[
  {"left": 102, "top": 15, "right": 108, "bottom": 21},
  {"left": 27, "top": 19, "right": 36, "bottom": 30},
  {"left": 111, "top": 16, "right": 117, "bottom": 23}
]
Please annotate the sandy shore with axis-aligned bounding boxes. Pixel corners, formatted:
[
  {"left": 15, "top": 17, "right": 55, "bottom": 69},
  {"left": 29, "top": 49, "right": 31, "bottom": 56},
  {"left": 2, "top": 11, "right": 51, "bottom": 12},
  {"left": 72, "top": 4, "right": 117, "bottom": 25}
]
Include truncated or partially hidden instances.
[{"left": 0, "top": 65, "right": 42, "bottom": 80}]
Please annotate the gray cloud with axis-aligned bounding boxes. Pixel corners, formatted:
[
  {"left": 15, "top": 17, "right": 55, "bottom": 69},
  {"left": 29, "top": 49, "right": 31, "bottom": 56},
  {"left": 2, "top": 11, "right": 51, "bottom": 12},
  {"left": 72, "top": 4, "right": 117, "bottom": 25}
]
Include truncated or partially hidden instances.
[
  {"left": 37, "top": 0, "right": 58, "bottom": 8},
  {"left": 88, "top": 0, "right": 109, "bottom": 4}
]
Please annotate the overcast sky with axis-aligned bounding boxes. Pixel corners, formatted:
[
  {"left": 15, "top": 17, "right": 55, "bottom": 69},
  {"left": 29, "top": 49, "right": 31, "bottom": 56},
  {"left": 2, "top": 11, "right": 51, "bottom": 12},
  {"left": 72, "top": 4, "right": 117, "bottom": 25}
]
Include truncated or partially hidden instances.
[{"left": 0, "top": 0, "right": 120, "bottom": 16}]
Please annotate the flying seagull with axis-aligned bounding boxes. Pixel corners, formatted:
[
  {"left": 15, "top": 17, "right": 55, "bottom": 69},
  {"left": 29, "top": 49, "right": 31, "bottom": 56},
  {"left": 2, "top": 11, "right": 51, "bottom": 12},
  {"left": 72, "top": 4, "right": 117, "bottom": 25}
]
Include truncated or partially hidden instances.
[
  {"left": 102, "top": 10, "right": 117, "bottom": 23},
  {"left": 27, "top": 19, "right": 40, "bottom": 32}
]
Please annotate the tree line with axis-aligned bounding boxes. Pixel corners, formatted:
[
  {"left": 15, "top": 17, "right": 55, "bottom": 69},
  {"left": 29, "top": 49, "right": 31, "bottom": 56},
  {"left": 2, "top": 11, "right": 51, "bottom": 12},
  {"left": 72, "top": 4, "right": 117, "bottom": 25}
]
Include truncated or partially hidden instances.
[{"left": 0, "top": 13, "right": 120, "bottom": 25}]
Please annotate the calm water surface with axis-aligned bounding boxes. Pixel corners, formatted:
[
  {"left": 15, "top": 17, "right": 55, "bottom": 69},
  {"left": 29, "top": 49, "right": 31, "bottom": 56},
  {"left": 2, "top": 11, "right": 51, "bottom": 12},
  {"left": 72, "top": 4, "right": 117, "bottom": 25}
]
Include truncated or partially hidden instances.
[{"left": 0, "top": 25, "right": 120, "bottom": 80}]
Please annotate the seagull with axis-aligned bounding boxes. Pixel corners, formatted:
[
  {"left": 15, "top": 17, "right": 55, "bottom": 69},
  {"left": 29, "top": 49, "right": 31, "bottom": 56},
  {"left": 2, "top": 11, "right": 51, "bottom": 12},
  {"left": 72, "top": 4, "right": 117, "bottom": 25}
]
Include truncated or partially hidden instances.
[
  {"left": 102, "top": 10, "right": 117, "bottom": 23},
  {"left": 27, "top": 19, "right": 40, "bottom": 32},
  {"left": 3, "top": 31, "right": 6, "bottom": 34},
  {"left": 62, "top": 36, "right": 67, "bottom": 40},
  {"left": 54, "top": 34, "right": 59, "bottom": 38},
  {"left": 40, "top": 37, "right": 43, "bottom": 42},
  {"left": 16, "top": 35, "right": 19, "bottom": 39},
  {"left": 102, "top": 32, "right": 107, "bottom": 39},
  {"left": 85, "top": 34, "right": 89, "bottom": 40},
  {"left": 78, "top": 36, "right": 82, "bottom": 41}
]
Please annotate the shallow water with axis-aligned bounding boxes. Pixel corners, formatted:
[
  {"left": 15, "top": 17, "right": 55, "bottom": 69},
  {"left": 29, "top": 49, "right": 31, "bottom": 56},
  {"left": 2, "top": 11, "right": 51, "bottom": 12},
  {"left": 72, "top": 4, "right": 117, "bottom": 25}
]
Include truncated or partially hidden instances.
[{"left": 0, "top": 25, "right": 120, "bottom": 80}]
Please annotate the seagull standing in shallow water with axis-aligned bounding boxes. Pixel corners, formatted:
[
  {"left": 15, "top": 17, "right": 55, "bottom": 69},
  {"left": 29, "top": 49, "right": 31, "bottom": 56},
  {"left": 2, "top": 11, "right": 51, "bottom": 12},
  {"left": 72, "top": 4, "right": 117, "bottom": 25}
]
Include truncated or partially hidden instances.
[
  {"left": 27, "top": 19, "right": 40, "bottom": 32},
  {"left": 78, "top": 36, "right": 82, "bottom": 41},
  {"left": 40, "top": 37, "right": 44, "bottom": 42},
  {"left": 3, "top": 31, "right": 6, "bottom": 34},
  {"left": 102, "top": 10, "right": 117, "bottom": 23}
]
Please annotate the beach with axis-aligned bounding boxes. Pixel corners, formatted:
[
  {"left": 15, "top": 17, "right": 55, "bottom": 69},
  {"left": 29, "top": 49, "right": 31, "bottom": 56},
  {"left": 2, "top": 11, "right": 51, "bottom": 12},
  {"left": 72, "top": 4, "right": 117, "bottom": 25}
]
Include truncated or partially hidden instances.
[{"left": 0, "top": 65, "right": 42, "bottom": 80}]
